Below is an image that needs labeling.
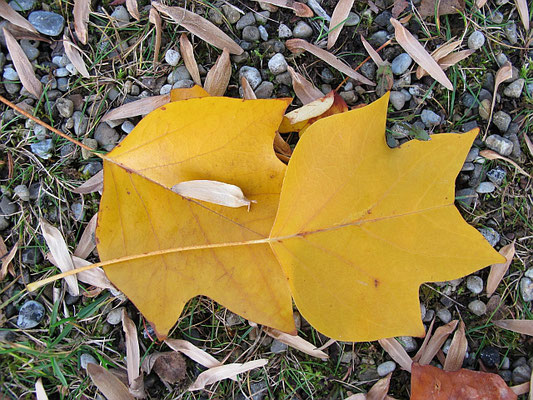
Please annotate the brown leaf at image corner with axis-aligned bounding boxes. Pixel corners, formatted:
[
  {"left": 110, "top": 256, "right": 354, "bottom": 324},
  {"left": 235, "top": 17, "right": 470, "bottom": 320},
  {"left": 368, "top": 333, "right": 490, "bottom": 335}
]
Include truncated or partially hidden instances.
[
  {"left": 419, "top": 0, "right": 465, "bottom": 17},
  {"left": 410, "top": 363, "right": 517, "bottom": 400},
  {"left": 143, "top": 352, "right": 187, "bottom": 384}
]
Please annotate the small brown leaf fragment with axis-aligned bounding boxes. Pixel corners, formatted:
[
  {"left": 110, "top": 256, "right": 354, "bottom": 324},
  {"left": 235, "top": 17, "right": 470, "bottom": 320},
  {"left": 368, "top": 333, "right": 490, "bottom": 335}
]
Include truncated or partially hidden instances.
[
  {"left": 264, "top": 327, "right": 328, "bottom": 359},
  {"left": 251, "top": 0, "right": 313, "bottom": 17},
  {"left": 286, "top": 39, "right": 375, "bottom": 86},
  {"left": 392, "top": 0, "right": 409, "bottom": 17},
  {"left": 63, "top": 37, "right": 90, "bottom": 78},
  {"left": 418, "top": 320, "right": 458, "bottom": 365},
  {"left": 87, "top": 363, "right": 135, "bottom": 400},
  {"left": 204, "top": 48, "right": 231, "bottom": 96},
  {"left": 74, "top": 213, "right": 98, "bottom": 259},
  {"left": 179, "top": 34, "right": 201, "bottom": 86},
  {"left": 327, "top": 0, "right": 355, "bottom": 49},
  {"left": 0, "top": 0, "right": 38, "bottom": 33},
  {"left": 126, "top": 0, "right": 140, "bottom": 21},
  {"left": 443, "top": 320, "right": 467, "bottom": 371},
  {"left": 188, "top": 359, "right": 268, "bottom": 391},
  {"left": 74, "top": 0, "right": 89, "bottom": 44},
  {"left": 3, "top": 27, "right": 42, "bottom": 98},
  {"left": 419, "top": 0, "right": 465, "bottom": 17},
  {"left": 152, "top": 352, "right": 187, "bottom": 384},
  {"left": 241, "top": 76, "right": 257, "bottom": 100},
  {"left": 73, "top": 170, "right": 104, "bottom": 194},
  {"left": 514, "top": 0, "right": 529, "bottom": 31},
  {"left": 287, "top": 66, "right": 323, "bottom": 104},
  {"left": 101, "top": 95, "right": 170, "bottom": 121},
  {"left": 486, "top": 242, "right": 515, "bottom": 297},
  {"left": 494, "top": 319, "right": 533, "bottom": 336},
  {"left": 0, "top": 238, "right": 17, "bottom": 281},
  {"left": 367, "top": 373, "right": 392, "bottom": 400},
  {"left": 437, "top": 49, "right": 474, "bottom": 70},
  {"left": 479, "top": 150, "right": 531, "bottom": 177},
  {"left": 152, "top": 2, "right": 244, "bottom": 55},
  {"left": 378, "top": 338, "right": 413, "bottom": 372},
  {"left": 390, "top": 18, "right": 453, "bottom": 90},
  {"left": 149, "top": 7, "right": 162, "bottom": 65}
]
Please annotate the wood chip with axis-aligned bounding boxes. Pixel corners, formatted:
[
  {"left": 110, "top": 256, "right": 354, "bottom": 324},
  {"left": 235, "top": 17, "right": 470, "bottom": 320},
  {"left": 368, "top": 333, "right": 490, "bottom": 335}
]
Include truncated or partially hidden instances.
[
  {"left": 87, "top": 363, "right": 135, "bottom": 400},
  {"left": 443, "top": 320, "right": 467, "bottom": 371},
  {"left": 494, "top": 319, "right": 533, "bottom": 336},
  {"left": 3, "top": 27, "right": 42, "bottom": 98},
  {"left": 328, "top": 0, "right": 355, "bottom": 49},
  {"left": 486, "top": 242, "right": 515, "bottom": 297},
  {"left": 126, "top": 0, "right": 140, "bottom": 21},
  {"left": 287, "top": 66, "right": 323, "bottom": 104},
  {"left": 204, "top": 48, "right": 231, "bottom": 96},
  {"left": 251, "top": 0, "right": 313, "bottom": 17},
  {"left": 73, "top": 170, "right": 104, "bottom": 194},
  {"left": 101, "top": 94, "right": 170, "bottom": 121},
  {"left": 286, "top": 39, "right": 375, "bottom": 86},
  {"left": 149, "top": 7, "right": 162, "bottom": 65},
  {"left": 418, "top": 320, "right": 458, "bottom": 365},
  {"left": 264, "top": 327, "right": 328, "bottom": 359},
  {"left": 479, "top": 150, "right": 531, "bottom": 178},
  {"left": 179, "top": 33, "right": 201, "bottom": 86},
  {"left": 0, "top": 0, "right": 38, "bottom": 33},
  {"left": 514, "top": 0, "right": 529, "bottom": 31},
  {"left": 188, "top": 359, "right": 268, "bottom": 391},
  {"left": 73, "top": 0, "right": 89, "bottom": 44},
  {"left": 152, "top": 2, "right": 243, "bottom": 55},
  {"left": 63, "top": 37, "right": 90, "bottom": 78},
  {"left": 390, "top": 18, "right": 453, "bottom": 90},
  {"left": 378, "top": 338, "right": 412, "bottom": 372}
]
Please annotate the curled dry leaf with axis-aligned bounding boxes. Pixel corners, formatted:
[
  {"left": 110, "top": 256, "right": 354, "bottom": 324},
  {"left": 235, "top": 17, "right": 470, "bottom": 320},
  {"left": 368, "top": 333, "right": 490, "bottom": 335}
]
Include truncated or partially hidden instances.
[
  {"left": 204, "top": 48, "right": 231, "bottom": 96},
  {"left": 479, "top": 150, "right": 531, "bottom": 177},
  {"left": 486, "top": 242, "right": 515, "bottom": 297},
  {"left": 327, "top": 0, "right": 355, "bottom": 49},
  {"left": 494, "top": 319, "right": 533, "bottom": 336},
  {"left": 286, "top": 39, "right": 375, "bottom": 86},
  {"left": 126, "top": 0, "right": 140, "bottom": 21},
  {"left": 418, "top": 320, "right": 458, "bottom": 365},
  {"left": 367, "top": 373, "right": 392, "bottom": 400},
  {"left": 514, "top": 0, "right": 529, "bottom": 31},
  {"left": 485, "top": 61, "right": 513, "bottom": 138},
  {"left": 122, "top": 310, "right": 141, "bottom": 387},
  {"left": 171, "top": 180, "right": 255, "bottom": 209},
  {"left": 378, "top": 338, "right": 412, "bottom": 372},
  {"left": 287, "top": 66, "right": 323, "bottom": 104},
  {"left": 101, "top": 95, "right": 170, "bottom": 121},
  {"left": 361, "top": 35, "right": 385, "bottom": 66},
  {"left": 74, "top": 213, "right": 98, "bottom": 259},
  {"left": 87, "top": 363, "right": 135, "bottom": 400},
  {"left": 152, "top": 2, "right": 243, "bottom": 55},
  {"left": 40, "top": 219, "right": 79, "bottom": 296},
  {"left": 179, "top": 34, "right": 201, "bottom": 86},
  {"left": 73, "top": 0, "right": 89, "bottom": 44},
  {"left": 524, "top": 133, "right": 533, "bottom": 157},
  {"left": 0, "top": 0, "right": 38, "bottom": 33},
  {"left": 415, "top": 40, "right": 461, "bottom": 78},
  {"left": 413, "top": 318, "right": 435, "bottom": 363},
  {"left": 3, "top": 27, "right": 42, "bottom": 98},
  {"left": 437, "top": 49, "right": 475, "bottom": 70},
  {"left": 251, "top": 0, "right": 312, "bottom": 17},
  {"left": 240, "top": 75, "right": 257, "bottom": 100},
  {"left": 73, "top": 170, "right": 104, "bottom": 194},
  {"left": 419, "top": 0, "right": 465, "bottom": 17},
  {"left": 443, "top": 320, "right": 467, "bottom": 371},
  {"left": 35, "top": 378, "right": 48, "bottom": 400},
  {"left": 0, "top": 239, "right": 18, "bottom": 281},
  {"left": 264, "top": 327, "right": 328, "bottom": 359},
  {"left": 63, "top": 37, "right": 90, "bottom": 78},
  {"left": 390, "top": 18, "right": 453, "bottom": 90},
  {"left": 164, "top": 339, "right": 223, "bottom": 369},
  {"left": 148, "top": 7, "right": 162, "bottom": 65},
  {"left": 188, "top": 359, "right": 268, "bottom": 391}
]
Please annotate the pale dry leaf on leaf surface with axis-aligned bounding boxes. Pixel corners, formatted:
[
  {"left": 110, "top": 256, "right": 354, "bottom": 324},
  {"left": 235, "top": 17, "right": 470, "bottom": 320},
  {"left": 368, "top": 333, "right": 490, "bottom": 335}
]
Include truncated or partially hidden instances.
[
  {"left": 148, "top": 7, "right": 162, "bottom": 65},
  {"left": 87, "top": 363, "right": 134, "bottom": 400},
  {"left": 188, "top": 359, "right": 268, "bottom": 391},
  {"left": 263, "top": 327, "right": 328, "bottom": 359},
  {"left": 493, "top": 319, "right": 533, "bottom": 336},
  {"left": 171, "top": 180, "right": 255, "bottom": 209},
  {"left": 3, "top": 27, "right": 42, "bottom": 98},
  {"left": 179, "top": 34, "right": 201, "bottom": 86},
  {"left": 63, "top": 37, "right": 90, "bottom": 78},
  {"left": 486, "top": 242, "right": 515, "bottom": 296},
  {"left": 73, "top": 0, "right": 89, "bottom": 44},
  {"left": 480, "top": 150, "right": 531, "bottom": 177},
  {"left": 286, "top": 66, "right": 323, "bottom": 104},
  {"left": 0, "top": 0, "right": 38, "bottom": 33},
  {"left": 443, "top": 320, "right": 467, "bottom": 371},
  {"left": 250, "top": 0, "right": 313, "bottom": 17},
  {"left": 327, "top": 0, "right": 355, "bottom": 49},
  {"left": 390, "top": 18, "right": 453, "bottom": 90},
  {"left": 418, "top": 320, "right": 458, "bottom": 365},
  {"left": 510, "top": 382, "right": 531, "bottom": 396},
  {"left": 345, "top": 394, "right": 366, "bottom": 400}
]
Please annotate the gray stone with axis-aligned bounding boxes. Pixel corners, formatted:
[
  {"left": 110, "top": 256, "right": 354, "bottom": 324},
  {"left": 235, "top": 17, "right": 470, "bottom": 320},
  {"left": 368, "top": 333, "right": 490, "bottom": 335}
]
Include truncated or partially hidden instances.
[
  {"left": 208, "top": 8, "right": 223, "bottom": 25},
  {"left": 369, "top": 30, "right": 389, "bottom": 47},
  {"left": 52, "top": 54, "right": 69, "bottom": 67},
  {"left": 255, "top": 81, "right": 274, "bottom": 98},
  {"left": 239, "top": 66, "right": 261, "bottom": 89},
  {"left": 340, "top": 90, "right": 357, "bottom": 105},
  {"left": 496, "top": 53, "right": 508, "bottom": 67},
  {"left": 358, "top": 367, "right": 379, "bottom": 381},
  {"left": 236, "top": 12, "right": 255, "bottom": 30},
  {"left": 160, "top": 84, "right": 172, "bottom": 95},
  {"left": 3, "top": 66, "right": 18, "bottom": 81},
  {"left": 268, "top": 53, "right": 288, "bottom": 75},
  {"left": 258, "top": 25, "right": 268, "bottom": 41},
  {"left": 278, "top": 24, "right": 292, "bottom": 39},
  {"left": 168, "top": 66, "right": 191, "bottom": 84},
  {"left": 461, "top": 162, "right": 475, "bottom": 172},
  {"left": 504, "top": 22, "right": 518, "bottom": 45},
  {"left": 421, "top": 109, "right": 441, "bottom": 127},
  {"left": 80, "top": 353, "right": 98, "bottom": 370},
  {"left": 28, "top": 11, "right": 64, "bottom": 36},
  {"left": 71, "top": 201, "right": 83, "bottom": 221},
  {"left": 20, "top": 40, "right": 39, "bottom": 61},
  {"left": 222, "top": 5, "right": 240, "bottom": 24},
  {"left": 466, "top": 275, "right": 483, "bottom": 294},
  {"left": 398, "top": 336, "right": 418, "bottom": 352},
  {"left": 360, "top": 62, "right": 375, "bottom": 80},
  {"left": 493, "top": 111, "right": 511, "bottom": 132},
  {"left": 242, "top": 26, "right": 260, "bottom": 42},
  {"left": 236, "top": 382, "right": 268, "bottom": 400},
  {"left": 232, "top": 51, "right": 249, "bottom": 64},
  {"left": 4, "top": 82, "right": 21, "bottom": 94},
  {"left": 468, "top": 300, "right": 486, "bottom": 316},
  {"left": 275, "top": 71, "right": 291, "bottom": 86},
  {"left": 14, "top": 185, "right": 29, "bottom": 202},
  {"left": 491, "top": 10, "right": 504, "bottom": 23},
  {"left": 503, "top": 78, "right": 524, "bottom": 98},
  {"left": 345, "top": 12, "right": 360, "bottom": 27},
  {"left": 110, "top": 5, "right": 130, "bottom": 24},
  {"left": 389, "top": 91, "right": 406, "bottom": 110},
  {"left": 0, "top": 216, "right": 9, "bottom": 230},
  {"left": 9, "top": 0, "right": 35, "bottom": 11},
  {"left": 73, "top": 111, "right": 88, "bottom": 136},
  {"left": 437, "top": 308, "right": 452, "bottom": 323},
  {"left": 172, "top": 79, "right": 194, "bottom": 89},
  {"left": 65, "top": 63, "right": 78, "bottom": 75},
  {"left": 465, "top": 147, "right": 480, "bottom": 162},
  {"left": 520, "top": 277, "right": 533, "bottom": 301},
  {"left": 293, "top": 21, "right": 313, "bottom": 38},
  {"left": 468, "top": 31, "right": 485, "bottom": 50},
  {"left": 502, "top": 356, "right": 510, "bottom": 369},
  {"left": 377, "top": 361, "right": 396, "bottom": 377},
  {"left": 165, "top": 49, "right": 180, "bottom": 66},
  {"left": 54, "top": 67, "right": 69, "bottom": 78},
  {"left": 55, "top": 98, "right": 74, "bottom": 118},
  {"left": 94, "top": 123, "right": 119, "bottom": 151},
  {"left": 479, "top": 227, "right": 500, "bottom": 246},
  {"left": 121, "top": 120, "right": 135, "bottom": 134},
  {"left": 22, "top": 248, "right": 42, "bottom": 264},
  {"left": 487, "top": 167, "right": 506, "bottom": 185},
  {"left": 478, "top": 99, "right": 491, "bottom": 120},
  {"left": 42, "top": 75, "right": 57, "bottom": 90},
  {"left": 31, "top": 139, "right": 54, "bottom": 159},
  {"left": 512, "top": 365, "right": 531, "bottom": 384},
  {"left": 485, "top": 134, "right": 513, "bottom": 156},
  {"left": 320, "top": 68, "right": 334, "bottom": 84},
  {"left": 57, "top": 77, "right": 69, "bottom": 92},
  {"left": 476, "top": 181, "right": 496, "bottom": 193},
  {"left": 106, "top": 308, "right": 124, "bottom": 325},
  {"left": 391, "top": 122, "right": 410, "bottom": 138},
  {"left": 0, "top": 196, "right": 17, "bottom": 215},
  {"left": 423, "top": 309, "right": 435, "bottom": 322},
  {"left": 82, "top": 162, "right": 103, "bottom": 176},
  {"left": 270, "top": 340, "right": 288, "bottom": 353},
  {"left": 525, "top": 268, "right": 533, "bottom": 279},
  {"left": 391, "top": 53, "right": 412, "bottom": 75},
  {"left": 17, "top": 300, "right": 45, "bottom": 329},
  {"left": 254, "top": 11, "right": 270, "bottom": 24}
]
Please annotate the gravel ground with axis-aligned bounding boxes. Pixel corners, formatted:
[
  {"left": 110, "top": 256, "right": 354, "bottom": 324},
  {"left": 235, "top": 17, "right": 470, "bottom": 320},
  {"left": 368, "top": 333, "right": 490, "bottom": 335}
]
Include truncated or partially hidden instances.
[{"left": 0, "top": 0, "right": 532, "bottom": 399}]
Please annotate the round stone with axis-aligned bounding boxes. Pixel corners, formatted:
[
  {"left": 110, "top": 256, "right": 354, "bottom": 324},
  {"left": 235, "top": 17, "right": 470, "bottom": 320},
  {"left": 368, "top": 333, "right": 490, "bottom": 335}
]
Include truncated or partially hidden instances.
[
  {"left": 17, "top": 300, "right": 45, "bottom": 329},
  {"left": 258, "top": 25, "right": 268, "bottom": 41},
  {"left": 106, "top": 308, "right": 123, "bottom": 325},
  {"left": 487, "top": 167, "right": 506, "bottom": 185},
  {"left": 377, "top": 361, "right": 396, "bottom": 377},
  {"left": 94, "top": 123, "right": 119, "bottom": 151},
  {"left": 31, "top": 139, "right": 54, "bottom": 159},
  {"left": 389, "top": 91, "right": 406, "bottom": 110},
  {"left": 268, "top": 53, "right": 288, "bottom": 75},
  {"left": 520, "top": 277, "right": 533, "bottom": 302},
  {"left": 168, "top": 66, "right": 191, "bottom": 84},
  {"left": 345, "top": 12, "right": 361, "bottom": 27},
  {"left": 466, "top": 275, "right": 483, "bottom": 294},
  {"left": 468, "top": 31, "right": 485, "bottom": 50},
  {"left": 270, "top": 339, "right": 288, "bottom": 353},
  {"left": 421, "top": 109, "right": 441, "bottom": 127},
  {"left": 80, "top": 353, "right": 98, "bottom": 370},
  {"left": 239, "top": 66, "right": 261, "bottom": 89},
  {"left": 255, "top": 81, "right": 274, "bottom": 98},
  {"left": 485, "top": 134, "right": 513, "bottom": 156},
  {"left": 165, "top": 49, "right": 181, "bottom": 66},
  {"left": 278, "top": 24, "right": 292, "bottom": 38},
  {"left": 293, "top": 21, "right": 313, "bottom": 38},
  {"left": 121, "top": 120, "right": 135, "bottom": 134},
  {"left": 391, "top": 53, "right": 412, "bottom": 75},
  {"left": 493, "top": 111, "right": 511, "bottom": 132},
  {"left": 468, "top": 300, "right": 487, "bottom": 316},
  {"left": 9, "top": 0, "right": 35, "bottom": 11},
  {"left": 479, "top": 227, "right": 500, "bottom": 246},
  {"left": 3, "top": 67, "right": 19, "bottom": 81},
  {"left": 14, "top": 185, "right": 30, "bottom": 202},
  {"left": 476, "top": 181, "right": 496, "bottom": 194},
  {"left": 242, "top": 25, "right": 260, "bottom": 42},
  {"left": 437, "top": 308, "right": 452, "bottom": 323},
  {"left": 398, "top": 336, "right": 418, "bottom": 352},
  {"left": 28, "top": 11, "right": 65, "bottom": 36},
  {"left": 480, "top": 346, "right": 500, "bottom": 368},
  {"left": 503, "top": 78, "right": 524, "bottom": 98},
  {"left": 55, "top": 98, "right": 74, "bottom": 118}
]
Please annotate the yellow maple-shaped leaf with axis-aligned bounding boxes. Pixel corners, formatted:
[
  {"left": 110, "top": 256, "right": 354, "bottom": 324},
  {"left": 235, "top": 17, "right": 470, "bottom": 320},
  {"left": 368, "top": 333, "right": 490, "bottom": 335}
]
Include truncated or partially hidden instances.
[
  {"left": 270, "top": 93, "right": 505, "bottom": 341},
  {"left": 96, "top": 97, "right": 295, "bottom": 338}
]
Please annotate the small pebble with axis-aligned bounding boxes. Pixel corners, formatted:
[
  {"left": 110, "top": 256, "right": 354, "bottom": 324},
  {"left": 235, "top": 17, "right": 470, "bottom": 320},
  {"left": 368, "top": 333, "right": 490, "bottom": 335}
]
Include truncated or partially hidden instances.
[
  {"left": 478, "top": 99, "right": 491, "bottom": 120},
  {"left": 121, "top": 121, "right": 135, "bottom": 134},
  {"left": 254, "top": 11, "right": 269, "bottom": 24},
  {"left": 479, "top": 227, "right": 500, "bottom": 246},
  {"left": 208, "top": 8, "right": 223, "bottom": 25},
  {"left": 0, "top": 216, "right": 9, "bottom": 230},
  {"left": 8, "top": 0, "right": 35, "bottom": 11},
  {"left": 476, "top": 182, "right": 495, "bottom": 194},
  {"left": 28, "top": 11, "right": 65, "bottom": 36},
  {"left": 17, "top": 300, "right": 45, "bottom": 329},
  {"left": 258, "top": 25, "right": 268, "bottom": 41},
  {"left": 3, "top": 67, "right": 19, "bottom": 81},
  {"left": 172, "top": 79, "right": 194, "bottom": 89},
  {"left": 468, "top": 31, "right": 485, "bottom": 50},
  {"left": 391, "top": 53, "right": 412, "bottom": 75},
  {"left": 57, "top": 77, "right": 69, "bottom": 91},
  {"left": 20, "top": 40, "right": 39, "bottom": 61},
  {"left": 82, "top": 162, "right": 102, "bottom": 176},
  {"left": 437, "top": 308, "right": 452, "bottom": 324},
  {"left": 54, "top": 67, "right": 69, "bottom": 78},
  {"left": 52, "top": 54, "right": 69, "bottom": 67},
  {"left": 340, "top": 351, "right": 359, "bottom": 365},
  {"left": 80, "top": 353, "right": 98, "bottom": 370},
  {"left": 345, "top": 12, "right": 360, "bottom": 27},
  {"left": 512, "top": 365, "right": 532, "bottom": 384},
  {"left": 242, "top": 26, "right": 260, "bottom": 42},
  {"left": 503, "top": 79, "right": 524, "bottom": 98},
  {"left": 468, "top": 300, "right": 487, "bottom": 316},
  {"left": 255, "top": 81, "right": 274, "bottom": 98},
  {"left": 239, "top": 66, "right": 262, "bottom": 89},
  {"left": 55, "top": 98, "right": 74, "bottom": 118},
  {"left": 236, "top": 12, "right": 255, "bottom": 30},
  {"left": 420, "top": 109, "right": 441, "bottom": 127},
  {"left": 168, "top": 66, "right": 191, "bottom": 84},
  {"left": 71, "top": 202, "right": 83, "bottom": 221},
  {"left": 222, "top": 5, "right": 240, "bottom": 24},
  {"left": 110, "top": 6, "right": 130, "bottom": 24},
  {"left": 21, "top": 248, "right": 43, "bottom": 264},
  {"left": 65, "top": 63, "right": 78, "bottom": 75},
  {"left": 165, "top": 49, "right": 181, "bottom": 66},
  {"left": 485, "top": 134, "right": 513, "bottom": 156},
  {"left": 487, "top": 167, "right": 506, "bottom": 185},
  {"left": 31, "top": 139, "right": 54, "bottom": 159},
  {"left": 423, "top": 309, "right": 435, "bottom": 322},
  {"left": 504, "top": 22, "right": 518, "bottom": 45},
  {"left": 520, "top": 277, "right": 533, "bottom": 302},
  {"left": 491, "top": 10, "right": 504, "bottom": 23},
  {"left": 278, "top": 24, "right": 292, "bottom": 39},
  {"left": 14, "top": 185, "right": 30, "bottom": 202},
  {"left": 270, "top": 340, "right": 288, "bottom": 354},
  {"left": 466, "top": 275, "right": 483, "bottom": 294},
  {"left": 160, "top": 84, "right": 172, "bottom": 95},
  {"left": 320, "top": 68, "right": 334, "bottom": 84},
  {"left": 397, "top": 336, "right": 418, "bottom": 352},
  {"left": 268, "top": 53, "right": 288, "bottom": 75},
  {"left": 492, "top": 111, "right": 511, "bottom": 132},
  {"left": 377, "top": 361, "right": 396, "bottom": 377},
  {"left": 480, "top": 346, "right": 500, "bottom": 368},
  {"left": 94, "top": 123, "right": 119, "bottom": 151},
  {"left": 293, "top": 21, "right": 313, "bottom": 38},
  {"left": 106, "top": 308, "right": 123, "bottom": 325},
  {"left": 389, "top": 91, "right": 406, "bottom": 110}
]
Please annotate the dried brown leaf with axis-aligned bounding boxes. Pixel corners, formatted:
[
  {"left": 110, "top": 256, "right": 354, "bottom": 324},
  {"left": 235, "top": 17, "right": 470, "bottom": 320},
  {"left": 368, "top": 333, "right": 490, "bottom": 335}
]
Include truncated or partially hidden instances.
[
  {"left": 240, "top": 76, "right": 257, "bottom": 100},
  {"left": 274, "top": 132, "right": 292, "bottom": 159},
  {"left": 378, "top": 338, "right": 412, "bottom": 372},
  {"left": 72, "top": 256, "right": 114, "bottom": 290},
  {"left": 361, "top": 35, "right": 384, "bottom": 66},
  {"left": 390, "top": 18, "right": 453, "bottom": 90},
  {"left": 251, "top": 0, "right": 313, "bottom": 17},
  {"left": 485, "top": 61, "right": 513, "bottom": 138},
  {"left": 286, "top": 39, "right": 375, "bottom": 86},
  {"left": 40, "top": 218, "right": 79, "bottom": 296},
  {"left": 283, "top": 91, "right": 335, "bottom": 124},
  {"left": 287, "top": 66, "right": 323, "bottom": 104},
  {"left": 476, "top": 0, "right": 488, "bottom": 6},
  {"left": 479, "top": 150, "right": 531, "bottom": 177},
  {"left": 0, "top": 239, "right": 17, "bottom": 281},
  {"left": 486, "top": 242, "right": 515, "bottom": 296},
  {"left": 443, "top": 320, "right": 467, "bottom": 371},
  {"left": 73, "top": 0, "right": 89, "bottom": 44},
  {"left": 511, "top": 381, "right": 530, "bottom": 396},
  {"left": 74, "top": 213, "right": 98, "bottom": 259},
  {"left": 73, "top": 170, "right": 104, "bottom": 194},
  {"left": 264, "top": 327, "right": 329, "bottom": 359},
  {"left": 148, "top": 7, "right": 162, "bottom": 65},
  {"left": 179, "top": 34, "right": 201, "bottom": 86},
  {"left": 419, "top": 0, "right": 465, "bottom": 17},
  {"left": 437, "top": 49, "right": 474, "bottom": 70},
  {"left": 204, "top": 48, "right": 231, "bottom": 96},
  {"left": 367, "top": 373, "right": 392, "bottom": 400},
  {"left": 418, "top": 320, "right": 458, "bottom": 365},
  {"left": 515, "top": 0, "right": 529, "bottom": 31},
  {"left": 87, "top": 363, "right": 135, "bottom": 400},
  {"left": 392, "top": 0, "right": 409, "bottom": 17},
  {"left": 3, "top": 27, "right": 42, "bottom": 98},
  {"left": 35, "top": 378, "right": 48, "bottom": 400},
  {"left": 164, "top": 339, "right": 222, "bottom": 369},
  {"left": 126, "top": 0, "right": 140, "bottom": 21},
  {"left": 524, "top": 133, "right": 533, "bottom": 157},
  {"left": 413, "top": 318, "right": 435, "bottom": 363},
  {"left": 188, "top": 359, "right": 268, "bottom": 391},
  {"left": 416, "top": 40, "right": 461, "bottom": 78},
  {"left": 152, "top": 3, "right": 244, "bottom": 55},
  {"left": 101, "top": 95, "right": 170, "bottom": 121},
  {"left": 345, "top": 395, "right": 366, "bottom": 400},
  {"left": 0, "top": 0, "right": 38, "bottom": 33},
  {"left": 328, "top": 0, "right": 355, "bottom": 49},
  {"left": 122, "top": 310, "right": 141, "bottom": 389},
  {"left": 63, "top": 37, "right": 90, "bottom": 78},
  {"left": 494, "top": 319, "right": 533, "bottom": 336},
  {"left": 171, "top": 180, "right": 254, "bottom": 209},
  {"left": 151, "top": 352, "right": 186, "bottom": 383}
]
